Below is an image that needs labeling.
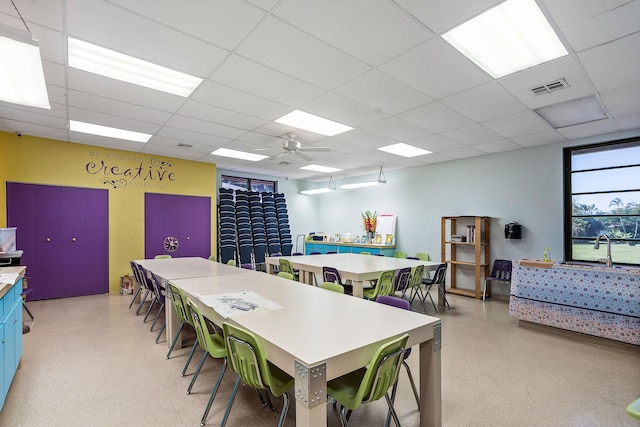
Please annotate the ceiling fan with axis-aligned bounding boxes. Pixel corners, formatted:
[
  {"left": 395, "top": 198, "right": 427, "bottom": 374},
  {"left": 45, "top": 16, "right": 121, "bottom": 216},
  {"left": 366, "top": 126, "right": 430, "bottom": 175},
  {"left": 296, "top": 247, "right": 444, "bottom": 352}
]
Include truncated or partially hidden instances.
[{"left": 256, "top": 132, "right": 330, "bottom": 162}]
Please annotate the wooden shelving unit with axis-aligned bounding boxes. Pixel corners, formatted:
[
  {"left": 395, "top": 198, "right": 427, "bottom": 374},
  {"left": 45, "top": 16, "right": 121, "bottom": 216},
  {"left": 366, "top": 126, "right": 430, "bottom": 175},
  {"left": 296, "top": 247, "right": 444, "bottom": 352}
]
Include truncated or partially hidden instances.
[{"left": 441, "top": 216, "right": 490, "bottom": 299}]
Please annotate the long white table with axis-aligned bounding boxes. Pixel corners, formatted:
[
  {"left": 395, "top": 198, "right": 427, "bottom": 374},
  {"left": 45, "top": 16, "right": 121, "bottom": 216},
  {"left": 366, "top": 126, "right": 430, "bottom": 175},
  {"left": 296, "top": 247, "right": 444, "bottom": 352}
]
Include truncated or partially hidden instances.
[
  {"left": 265, "top": 253, "right": 441, "bottom": 298},
  {"left": 173, "top": 273, "right": 442, "bottom": 427},
  {"left": 134, "top": 257, "right": 252, "bottom": 348}
]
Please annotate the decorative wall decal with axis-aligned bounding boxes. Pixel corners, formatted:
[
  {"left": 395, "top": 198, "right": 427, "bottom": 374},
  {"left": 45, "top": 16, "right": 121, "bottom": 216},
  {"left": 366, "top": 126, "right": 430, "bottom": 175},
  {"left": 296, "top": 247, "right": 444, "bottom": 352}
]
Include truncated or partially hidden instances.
[
  {"left": 85, "top": 151, "right": 177, "bottom": 189},
  {"left": 100, "top": 178, "right": 128, "bottom": 188},
  {"left": 163, "top": 236, "right": 179, "bottom": 253}
]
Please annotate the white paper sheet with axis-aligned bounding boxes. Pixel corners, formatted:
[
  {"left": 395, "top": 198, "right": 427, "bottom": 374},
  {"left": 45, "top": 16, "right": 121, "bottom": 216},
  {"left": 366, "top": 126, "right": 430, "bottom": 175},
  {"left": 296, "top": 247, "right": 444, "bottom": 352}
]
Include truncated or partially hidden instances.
[
  {"left": 0, "top": 272, "right": 19, "bottom": 285},
  {"left": 194, "top": 290, "right": 282, "bottom": 318}
]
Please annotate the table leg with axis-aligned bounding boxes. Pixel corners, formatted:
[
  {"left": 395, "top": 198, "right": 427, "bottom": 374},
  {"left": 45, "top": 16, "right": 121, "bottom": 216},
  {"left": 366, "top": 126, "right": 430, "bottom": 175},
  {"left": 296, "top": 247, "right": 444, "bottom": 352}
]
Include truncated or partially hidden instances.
[
  {"left": 419, "top": 323, "right": 442, "bottom": 427},
  {"left": 267, "top": 263, "right": 275, "bottom": 274},
  {"left": 294, "top": 361, "right": 327, "bottom": 426},
  {"left": 352, "top": 280, "right": 364, "bottom": 298}
]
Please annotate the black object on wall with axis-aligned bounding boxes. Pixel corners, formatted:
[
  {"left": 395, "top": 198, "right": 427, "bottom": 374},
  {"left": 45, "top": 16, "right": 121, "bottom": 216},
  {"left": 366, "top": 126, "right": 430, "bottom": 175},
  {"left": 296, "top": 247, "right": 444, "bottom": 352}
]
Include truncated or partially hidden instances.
[{"left": 504, "top": 222, "right": 522, "bottom": 239}]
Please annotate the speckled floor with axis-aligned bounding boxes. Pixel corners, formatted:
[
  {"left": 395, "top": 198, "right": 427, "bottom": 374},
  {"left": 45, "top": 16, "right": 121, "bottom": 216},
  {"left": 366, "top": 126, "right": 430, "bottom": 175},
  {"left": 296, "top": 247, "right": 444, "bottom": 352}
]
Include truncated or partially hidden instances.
[{"left": 1, "top": 288, "right": 638, "bottom": 427}]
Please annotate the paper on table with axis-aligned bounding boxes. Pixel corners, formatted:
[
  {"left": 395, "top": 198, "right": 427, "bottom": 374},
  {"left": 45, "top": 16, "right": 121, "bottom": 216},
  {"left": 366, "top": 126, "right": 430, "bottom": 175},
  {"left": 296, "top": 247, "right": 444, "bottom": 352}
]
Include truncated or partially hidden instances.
[
  {"left": 0, "top": 272, "right": 19, "bottom": 285},
  {"left": 195, "top": 290, "right": 282, "bottom": 318}
]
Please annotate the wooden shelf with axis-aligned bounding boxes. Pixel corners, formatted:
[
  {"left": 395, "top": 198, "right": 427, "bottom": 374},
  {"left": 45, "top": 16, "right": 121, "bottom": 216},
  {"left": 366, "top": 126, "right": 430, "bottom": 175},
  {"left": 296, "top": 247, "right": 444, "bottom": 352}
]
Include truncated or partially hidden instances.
[{"left": 441, "top": 216, "right": 490, "bottom": 300}]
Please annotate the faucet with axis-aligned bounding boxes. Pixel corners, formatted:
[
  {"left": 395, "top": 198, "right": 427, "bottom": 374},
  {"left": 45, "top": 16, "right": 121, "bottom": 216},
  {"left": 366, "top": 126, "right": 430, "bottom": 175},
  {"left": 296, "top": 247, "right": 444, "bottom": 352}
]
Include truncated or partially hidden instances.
[{"left": 594, "top": 233, "right": 613, "bottom": 267}]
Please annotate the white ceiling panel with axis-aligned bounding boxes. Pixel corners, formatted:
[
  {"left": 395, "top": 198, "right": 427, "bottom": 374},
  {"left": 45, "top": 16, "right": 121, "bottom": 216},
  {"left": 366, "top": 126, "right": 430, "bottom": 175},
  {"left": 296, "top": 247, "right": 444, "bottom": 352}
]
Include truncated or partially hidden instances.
[{"left": 0, "top": 0, "right": 638, "bottom": 181}]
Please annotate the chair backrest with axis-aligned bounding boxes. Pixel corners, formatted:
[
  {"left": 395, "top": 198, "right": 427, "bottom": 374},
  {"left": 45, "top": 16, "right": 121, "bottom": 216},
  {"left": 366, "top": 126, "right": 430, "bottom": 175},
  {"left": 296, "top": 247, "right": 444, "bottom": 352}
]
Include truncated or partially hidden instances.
[
  {"left": 320, "top": 282, "right": 345, "bottom": 294},
  {"left": 355, "top": 334, "right": 408, "bottom": 405},
  {"left": 276, "top": 271, "right": 295, "bottom": 280},
  {"left": 167, "top": 283, "right": 190, "bottom": 325},
  {"left": 394, "top": 251, "right": 406, "bottom": 259},
  {"left": 208, "top": 255, "right": 217, "bottom": 262},
  {"left": 393, "top": 267, "right": 412, "bottom": 292},
  {"left": 222, "top": 322, "right": 271, "bottom": 391},
  {"left": 309, "top": 251, "right": 321, "bottom": 255},
  {"left": 408, "top": 264, "right": 424, "bottom": 289},
  {"left": 136, "top": 265, "right": 154, "bottom": 291},
  {"left": 241, "top": 263, "right": 253, "bottom": 270},
  {"left": 279, "top": 258, "right": 295, "bottom": 275},
  {"left": 415, "top": 252, "right": 430, "bottom": 261},
  {"left": 291, "top": 252, "right": 303, "bottom": 256},
  {"left": 149, "top": 271, "right": 165, "bottom": 298},
  {"left": 406, "top": 256, "right": 419, "bottom": 260},
  {"left": 360, "top": 251, "right": 371, "bottom": 255},
  {"left": 490, "top": 260, "right": 513, "bottom": 281},
  {"left": 369, "top": 269, "right": 396, "bottom": 298},
  {"left": 155, "top": 254, "right": 172, "bottom": 259},
  {"left": 431, "top": 263, "right": 448, "bottom": 284},
  {"left": 227, "top": 259, "right": 236, "bottom": 267},
  {"left": 129, "top": 261, "right": 144, "bottom": 288},
  {"left": 187, "top": 299, "right": 225, "bottom": 358},
  {"left": 322, "top": 266, "right": 343, "bottom": 284}
]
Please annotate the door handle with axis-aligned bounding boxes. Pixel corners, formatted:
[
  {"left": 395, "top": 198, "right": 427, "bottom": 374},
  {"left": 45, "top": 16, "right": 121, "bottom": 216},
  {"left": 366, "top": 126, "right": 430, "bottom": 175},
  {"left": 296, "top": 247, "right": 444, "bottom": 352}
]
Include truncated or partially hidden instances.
[
  {"left": 72, "top": 237, "right": 77, "bottom": 242},
  {"left": 46, "top": 237, "right": 51, "bottom": 242},
  {"left": 186, "top": 236, "right": 190, "bottom": 240}
]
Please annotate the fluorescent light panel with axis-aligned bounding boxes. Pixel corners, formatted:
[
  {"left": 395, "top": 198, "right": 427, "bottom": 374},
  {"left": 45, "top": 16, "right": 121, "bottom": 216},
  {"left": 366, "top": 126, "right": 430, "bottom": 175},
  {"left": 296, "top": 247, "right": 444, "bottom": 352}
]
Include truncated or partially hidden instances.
[
  {"left": 0, "top": 23, "right": 50, "bottom": 109},
  {"left": 70, "top": 120, "right": 152, "bottom": 142},
  {"left": 275, "top": 110, "right": 353, "bottom": 136},
  {"left": 300, "top": 187, "right": 336, "bottom": 195},
  {"left": 341, "top": 181, "right": 381, "bottom": 190},
  {"left": 378, "top": 143, "right": 431, "bottom": 157},
  {"left": 211, "top": 148, "right": 267, "bottom": 162},
  {"left": 68, "top": 37, "right": 203, "bottom": 97},
  {"left": 442, "top": 0, "right": 567, "bottom": 78},
  {"left": 300, "top": 164, "right": 342, "bottom": 173}
]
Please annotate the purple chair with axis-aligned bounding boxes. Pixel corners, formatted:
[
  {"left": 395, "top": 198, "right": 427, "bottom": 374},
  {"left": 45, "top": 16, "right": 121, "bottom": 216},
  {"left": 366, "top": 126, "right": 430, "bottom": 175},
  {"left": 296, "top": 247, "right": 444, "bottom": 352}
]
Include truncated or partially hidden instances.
[
  {"left": 309, "top": 251, "right": 321, "bottom": 255},
  {"left": 375, "top": 296, "right": 420, "bottom": 412},
  {"left": 241, "top": 263, "right": 253, "bottom": 270},
  {"left": 322, "top": 266, "right": 353, "bottom": 295},
  {"left": 392, "top": 267, "right": 412, "bottom": 298}
]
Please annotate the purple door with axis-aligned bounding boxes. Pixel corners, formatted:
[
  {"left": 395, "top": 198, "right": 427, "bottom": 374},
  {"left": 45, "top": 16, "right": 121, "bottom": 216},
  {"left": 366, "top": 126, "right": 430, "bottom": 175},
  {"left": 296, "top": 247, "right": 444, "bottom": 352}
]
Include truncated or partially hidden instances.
[
  {"left": 144, "top": 193, "right": 211, "bottom": 259},
  {"left": 6, "top": 182, "right": 108, "bottom": 300}
]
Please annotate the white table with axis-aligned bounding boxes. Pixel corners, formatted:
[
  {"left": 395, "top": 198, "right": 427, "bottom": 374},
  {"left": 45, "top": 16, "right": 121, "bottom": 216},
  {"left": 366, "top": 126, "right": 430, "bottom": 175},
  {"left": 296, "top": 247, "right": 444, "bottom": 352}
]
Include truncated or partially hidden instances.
[
  {"left": 266, "top": 253, "right": 441, "bottom": 298},
  {"left": 134, "top": 257, "right": 251, "bottom": 348},
  {"left": 173, "top": 273, "right": 442, "bottom": 427}
]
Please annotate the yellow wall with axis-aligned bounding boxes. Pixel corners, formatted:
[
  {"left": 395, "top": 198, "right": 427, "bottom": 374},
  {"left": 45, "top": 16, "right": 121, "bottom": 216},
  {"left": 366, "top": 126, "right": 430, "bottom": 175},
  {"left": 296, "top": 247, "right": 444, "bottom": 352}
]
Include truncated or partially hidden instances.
[{"left": 0, "top": 131, "right": 217, "bottom": 293}]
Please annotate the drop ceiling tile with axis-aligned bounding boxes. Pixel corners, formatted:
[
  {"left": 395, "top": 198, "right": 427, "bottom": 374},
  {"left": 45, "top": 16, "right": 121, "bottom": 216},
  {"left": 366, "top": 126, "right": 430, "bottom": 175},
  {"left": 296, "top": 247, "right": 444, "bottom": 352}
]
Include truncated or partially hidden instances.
[
  {"left": 142, "top": 141, "right": 208, "bottom": 161},
  {"left": 247, "top": 0, "right": 280, "bottom": 11},
  {"left": 0, "top": 0, "right": 64, "bottom": 30},
  {"left": 274, "top": 0, "right": 433, "bottom": 66},
  {"left": 67, "top": 0, "right": 228, "bottom": 77},
  {"left": 393, "top": 0, "right": 503, "bottom": 34},
  {"left": 362, "top": 117, "right": 431, "bottom": 142},
  {"left": 560, "top": 1, "right": 640, "bottom": 52},
  {"left": 578, "top": 32, "right": 640, "bottom": 92},
  {"left": 441, "top": 146, "right": 486, "bottom": 159},
  {"left": 68, "top": 91, "right": 173, "bottom": 125},
  {"left": 334, "top": 70, "right": 432, "bottom": 115},
  {"left": 177, "top": 100, "right": 268, "bottom": 131},
  {"left": 191, "top": 81, "right": 291, "bottom": 121},
  {"left": 556, "top": 117, "right": 621, "bottom": 140},
  {"left": 482, "top": 111, "right": 553, "bottom": 138},
  {"left": 472, "top": 139, "right": 522, "bottom": 154},
  {"left": 212, "top": 55, "right": 325, "bottom": 107},
  {"left": 511, "top": 130, "right": 567, "bottom": 147},
  {"left": 379, "top": 37, "right": 492, "bottom": 99},
  {"left": 332, "top": 128, "right": 397, "bottom": 147},
  {"left": 236, "top": 16, "right": 369, "bottom": 90},
  {"left": 110, "top": 0, "right": 265, "bottom": 50},
  {"left": 68, "top": 133, "right": 146, "bottom": 152},
  {"left": 148, "top": 135, "right": 223, "bottom": 154},
  {"left": 164, "top": 115, "right": 246, "bottom": 139},
  {"left": 156, "top": 127, "right": 230, "bottom": 147},
  {"left": 398, "top": 102, "right": 474, "bottom": 133},
  {"left": 544, "top": 0, "right": 631, "bottom": 27},
  {"left": 441, "top": 124, "right": 503, "bottom": 145},
  {"left": 406, "top": 134, "right": 465, "bottom": 152},
  {"left": 68, "top": 107, "right": 161, "bottom": 135},
  {"left": 600, "top": 83, "right": 640, "bottom": 116},
  {"left": 43, "top": 61, "right": 66, "bottom": 89},
  {"left": 301, "top": 92, "right": 389, "bottom": 128},
  {"left": 615, "top": 113, "right": 640, "bottom": 130},
  {"left": 442, "top": 82, "right": 528, "bottom": 122},
  {"left": 499, "top": 55, "right": 597, "bottom": 109}
]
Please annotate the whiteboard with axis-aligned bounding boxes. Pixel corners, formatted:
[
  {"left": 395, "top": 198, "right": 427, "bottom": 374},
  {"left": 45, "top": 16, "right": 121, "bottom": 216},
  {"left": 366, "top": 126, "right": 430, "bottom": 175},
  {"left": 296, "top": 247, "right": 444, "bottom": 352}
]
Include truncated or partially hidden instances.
[{"left": 376, "top": 214, "right": 396, "bottom": 245}]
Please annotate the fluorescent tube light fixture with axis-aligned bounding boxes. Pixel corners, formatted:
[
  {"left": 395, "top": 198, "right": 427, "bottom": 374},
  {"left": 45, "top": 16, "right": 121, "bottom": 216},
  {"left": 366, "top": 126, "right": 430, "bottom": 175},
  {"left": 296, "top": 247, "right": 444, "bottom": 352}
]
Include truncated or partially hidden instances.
[
  {"left": 70, "top": 120, "right": 152, "bottom": 142},
  {"left": 378, "top": 143, "right": 431, "bottom": 157},
  {"left": 341, "top": 166, "right": 387, "bottom": 190},
  {"left": 211, "top": 148, "right": 268, "bottom": 162},
  {"left": 442, "top": 0, "right": 567, "bottom": 78},
  {"left": 0, "top": 23, "right": 50, "bottom": 109},
  {"left": 275, "top": 110, "right": 353, "bottom": 136},
  {"left": 300, "top": 176, "right": 336, "bottom": 195},
  {"left": 300, "top": 164, "right": 342, "bottom": 173},
  {"left": 68, "top": 37, "right": 203, "bottom": 97}
]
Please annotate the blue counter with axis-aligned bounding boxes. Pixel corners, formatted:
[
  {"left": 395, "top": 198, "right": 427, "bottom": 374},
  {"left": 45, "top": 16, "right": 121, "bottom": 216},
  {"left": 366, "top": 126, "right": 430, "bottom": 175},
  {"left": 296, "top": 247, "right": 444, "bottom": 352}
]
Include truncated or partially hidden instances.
[{"left": 304, "top": 241, "right": 395, "bottom": 256}]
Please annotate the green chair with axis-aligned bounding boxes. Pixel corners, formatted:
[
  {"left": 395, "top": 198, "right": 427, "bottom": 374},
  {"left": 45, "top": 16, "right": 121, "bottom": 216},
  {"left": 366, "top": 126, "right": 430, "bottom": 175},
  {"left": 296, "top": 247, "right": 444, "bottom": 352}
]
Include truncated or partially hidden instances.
[
  {"left": 327, "top": 333, "right": 409, "bottom": 427},
  {"left": 627, "top": 397, "right": 640, "bottom": 420},
  {"left": 220, "top": 322, "right": 295, "bottom": 427},
  {"left": 278, "top": 258, "right": 298, "bottom": 281},
  {"left": 166, "top": 284, "right": 200, "bottom": 377},
  {"left": 276, "top": 271, "right": 295, "bottom": 280},
  {"left": 394, "top": 251, "right": 406, "bottom": 259},
  {"left": 208, "top": 255, "right": 217, "bottom": 262},
  {"left": 186, "top": 299, "right": 228, "bottom": 426},
  {"left": 320, "top": 281, "right": 345, "bottom": 294},
  {"left": 363, "top": 270, "right": 395, "bottom": 300},
  {"left": 404, "top": 264, "right": 425, "bottom": 304},
  {"left": 415, "top": 252, "right": 429, "bottom": 261},
  {"left": 227, "top": 259, "right": 236, "bottom": 267},
  {"left": 155, "top": 254, "right": 172, "bottom": 259},
  {"left": 360, "top": 251, "right": 371, "bottom": 255}
]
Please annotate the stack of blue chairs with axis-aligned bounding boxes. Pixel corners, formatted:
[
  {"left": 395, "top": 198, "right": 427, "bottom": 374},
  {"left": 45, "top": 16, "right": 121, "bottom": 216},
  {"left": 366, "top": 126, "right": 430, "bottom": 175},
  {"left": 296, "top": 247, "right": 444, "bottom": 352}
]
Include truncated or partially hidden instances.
[
  {"left": 218, "top": 188, "right": 237, "bottom": 264},
  {"left": 249, "top": 192, "right": 267, "bottom": 265},
  {"left": 262, "top": 192, "right": 282, "bottom": 256},
  {"left": 274, "top": 193, "right": 293, "bottom": 256},
  {"left": 235, "top": 190, "right": 253, "bottom": 265}
]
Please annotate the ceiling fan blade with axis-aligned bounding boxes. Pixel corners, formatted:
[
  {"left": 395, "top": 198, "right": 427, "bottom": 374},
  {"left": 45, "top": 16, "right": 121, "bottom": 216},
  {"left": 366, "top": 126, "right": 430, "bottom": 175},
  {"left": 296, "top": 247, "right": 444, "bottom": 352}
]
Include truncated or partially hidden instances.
[
  {"left": 300, "top": 147, "right": 330, "bottom": 152},
  {"left": 268, "top": 151, "right": 288, "bottom": 160},
  {"left": 297, "top": 151, "right": 314, "bottom": 162}
]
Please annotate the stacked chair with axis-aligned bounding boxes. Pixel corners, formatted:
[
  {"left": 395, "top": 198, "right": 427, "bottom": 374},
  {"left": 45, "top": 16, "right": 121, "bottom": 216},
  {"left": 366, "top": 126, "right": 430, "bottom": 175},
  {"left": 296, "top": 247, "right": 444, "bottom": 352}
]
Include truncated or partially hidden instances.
[
  {"left": 274, "top": 193, "right": 293, "bottom": 256},
  {"left": 262, "top": 193, "right": 282, "bottom": 257},
  {"left": 249, "top": 192, "right": 267, "bottom": 267},
  {"left": 218, "top": 188, "right": 237, "bottom": 265},
  {"left": 235, "top": 190, "right": 254, "bottom": 267}
]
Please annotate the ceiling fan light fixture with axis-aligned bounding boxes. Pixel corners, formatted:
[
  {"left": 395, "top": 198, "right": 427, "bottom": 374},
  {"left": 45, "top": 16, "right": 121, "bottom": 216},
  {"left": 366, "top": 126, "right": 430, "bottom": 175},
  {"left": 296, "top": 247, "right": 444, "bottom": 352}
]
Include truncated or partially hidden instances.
[{"left": 275, "top": 110, "right": 353, "bottom": 136}]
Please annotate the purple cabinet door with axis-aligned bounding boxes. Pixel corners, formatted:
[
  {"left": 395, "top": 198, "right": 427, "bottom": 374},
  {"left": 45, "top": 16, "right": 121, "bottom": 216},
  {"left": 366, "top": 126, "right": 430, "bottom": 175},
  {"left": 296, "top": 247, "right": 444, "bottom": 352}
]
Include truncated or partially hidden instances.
[
  {"left": 6, "top": 183, "right": 108, "bottom": 300},
  {"left": 144, "top": 193, "right": 211, "bottom": 259}
]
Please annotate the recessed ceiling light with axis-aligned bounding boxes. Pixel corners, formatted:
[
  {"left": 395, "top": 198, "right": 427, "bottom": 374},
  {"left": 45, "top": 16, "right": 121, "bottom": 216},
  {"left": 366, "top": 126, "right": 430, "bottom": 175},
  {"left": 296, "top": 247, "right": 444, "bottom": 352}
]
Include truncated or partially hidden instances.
[
  {"left": 300, "top": 164, "right": 342, "bottom": 173},
  {"left": 442, "top": 0, "right": 568, "bottom": 78},
  {"left": 534, "top": 95, "right": 607, "bottom": 128},
  {"left": 378, "top": 143, "right": 431, "bottom": 158},
  {"left": 211, "top": 148, "right": 268, "bottom": 162},
  {"left": 68, "top": 37, "right": 203, "bottom": 97},
  {"left": 69, "top": 120, "right": 152, "bottom": 142},
  {"left": 275, "top": 110, "right": 353, "bottom": 136}
]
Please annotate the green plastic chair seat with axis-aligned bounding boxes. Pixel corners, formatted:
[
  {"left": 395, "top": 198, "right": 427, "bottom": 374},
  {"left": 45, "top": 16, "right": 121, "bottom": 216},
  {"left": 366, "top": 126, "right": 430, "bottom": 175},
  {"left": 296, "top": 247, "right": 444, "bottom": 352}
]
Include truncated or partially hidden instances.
[
  {"left": 363, "top": 270, "right": 395, "bottom": 300},
  {"left": 155, "top": 254, "right": 172, "bottom": 259},
  {"left": 277, "top": 271, "right": 295, "bottom": 280},
  {"left": 320, "top": 282, "right": 345, "bottom": 294},
  {"left": 628, "top": 397, "right": 640, "bottom": 420},
  {"left": 394, "top": 251, "right": 406, "bottom": 258}
]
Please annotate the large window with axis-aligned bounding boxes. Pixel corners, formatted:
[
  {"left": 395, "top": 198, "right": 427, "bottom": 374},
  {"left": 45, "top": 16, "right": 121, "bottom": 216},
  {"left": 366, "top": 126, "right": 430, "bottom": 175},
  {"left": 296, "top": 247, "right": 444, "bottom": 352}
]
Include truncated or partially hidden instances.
[
  {"left": 564, "top": 137, "right": 640, "bottom": 266},
  {"left": 221, "top": 175, "right": 277, "bottom": 193}
]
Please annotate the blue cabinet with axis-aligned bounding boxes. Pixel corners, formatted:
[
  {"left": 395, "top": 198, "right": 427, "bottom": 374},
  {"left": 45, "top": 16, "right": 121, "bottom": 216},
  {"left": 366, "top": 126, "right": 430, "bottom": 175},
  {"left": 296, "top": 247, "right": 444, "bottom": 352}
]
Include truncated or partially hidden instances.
[
  {"left": 304, "top": 242, "right": 395, "bottom": 256},
  {"left": 1, "top": 273, "right": 23, "bottom": 411}
]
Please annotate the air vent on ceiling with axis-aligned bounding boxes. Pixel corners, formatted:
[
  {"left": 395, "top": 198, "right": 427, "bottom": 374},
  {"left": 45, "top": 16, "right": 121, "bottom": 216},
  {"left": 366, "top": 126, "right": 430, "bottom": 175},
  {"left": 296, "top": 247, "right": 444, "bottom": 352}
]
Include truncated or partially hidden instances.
[
  {"left": 530, "top": 78, "right": 569, "bottom": 95},
  {"left": 177, "top": 142, "right": 193, "bottom": 148},
  {"left": 278, "top": 161, "right": 293, "bottom": 166}
]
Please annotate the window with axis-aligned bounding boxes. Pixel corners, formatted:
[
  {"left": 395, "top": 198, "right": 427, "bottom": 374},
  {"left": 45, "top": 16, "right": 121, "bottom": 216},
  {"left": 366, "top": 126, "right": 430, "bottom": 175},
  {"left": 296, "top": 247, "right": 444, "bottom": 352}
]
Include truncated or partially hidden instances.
[
  {"left": 564, "top": 137, "right": 640, "bottom": 266},
  {"left": 221, "top": 175, "right": 277, "bottom": 193}
]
